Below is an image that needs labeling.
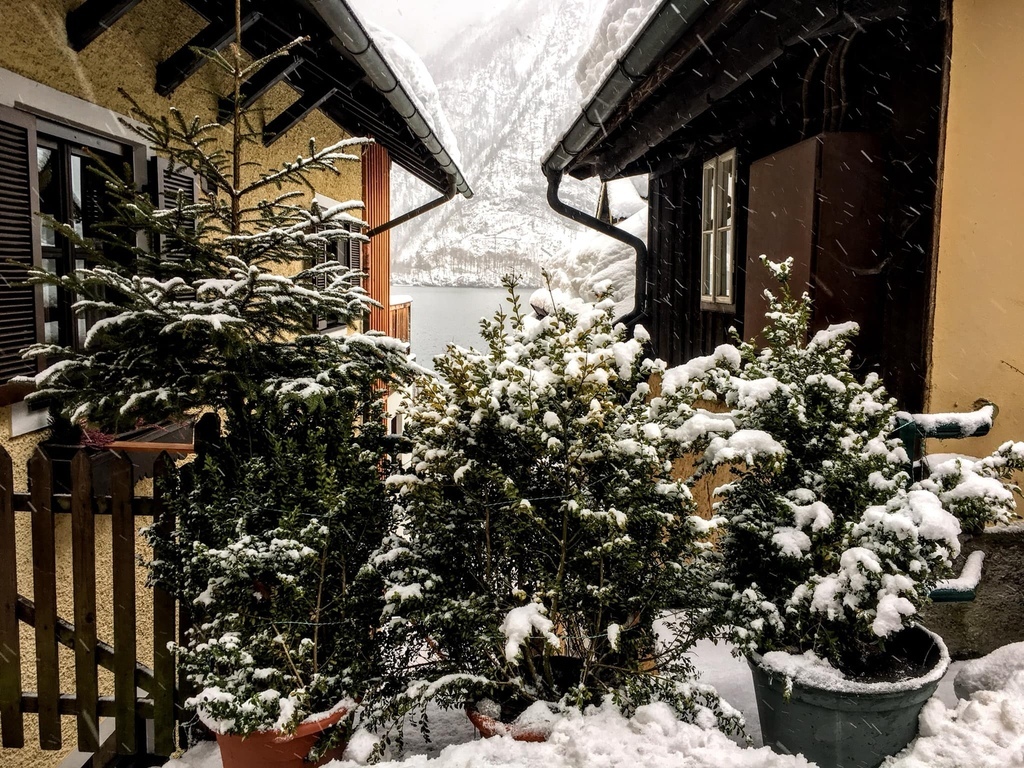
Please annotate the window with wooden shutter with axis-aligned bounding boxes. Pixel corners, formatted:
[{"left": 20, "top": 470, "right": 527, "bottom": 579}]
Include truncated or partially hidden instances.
[
  {"left": 344, "top": 221, "right": 364, "bottom": 289},
  {"left": 150, "top": 156, "right": 200, "bottom": 258},
  {"left": 0, "top": 107, "right": 42, "bottom": 383}
]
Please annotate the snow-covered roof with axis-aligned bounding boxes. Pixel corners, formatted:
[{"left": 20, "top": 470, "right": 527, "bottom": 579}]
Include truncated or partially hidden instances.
[
  {"left": 363, "top": 20, "right": 463, "bottom": 172},
  {"left": 543, "top": 0, "right": 709, "bottom": 180},
  {"left": 310, "top": 0, "right": 472, "bottom": 199},
  {"left": 575, "top": 0, "right": 665, "bottom": 107},
  {"left": 605, "top": 177, "right": 647, "bottom": 222}
]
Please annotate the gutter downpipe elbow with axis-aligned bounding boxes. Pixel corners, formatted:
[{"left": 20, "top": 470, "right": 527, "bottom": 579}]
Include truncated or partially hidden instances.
[
  {"left": 544, "top": 167, "right": 649, "bottom": 328},
  {"left": 367, "top": 178, "right": 457, "bottom": 239}
]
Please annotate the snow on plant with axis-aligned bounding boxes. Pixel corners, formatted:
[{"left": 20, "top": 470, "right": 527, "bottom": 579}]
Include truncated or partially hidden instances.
[
  {"left": 158, "top": 394, "right": 401, "bottom": 745},
  {"left": 373, "top": 276, "right": 741, "bottom": 738},
  {"left": 17, "top": 30, "right": 415, "bottom": 749},
  {"left": 660, "top": 257, "right": 1024, "bottom": 676},
  {"left": 16, "top": 35, "right": 410, "bottom": 438}
]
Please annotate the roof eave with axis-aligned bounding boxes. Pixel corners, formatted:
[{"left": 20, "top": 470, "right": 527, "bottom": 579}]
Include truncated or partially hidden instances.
[
  {"left": 542, "top": 0, "right": 712, "bottom": 181},
  {"left": 309, "top": 0, "right": 472, "bottom": 199}
]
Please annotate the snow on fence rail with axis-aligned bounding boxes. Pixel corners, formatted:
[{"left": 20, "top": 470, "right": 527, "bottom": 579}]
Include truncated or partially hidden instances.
[{"left": 0, "top": 437, "right": 195, "bottom": 766}]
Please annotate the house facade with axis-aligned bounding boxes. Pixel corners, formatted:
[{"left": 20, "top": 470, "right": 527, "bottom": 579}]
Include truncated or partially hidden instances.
[
  {"left": 0, "top": 0, "right": 469, "bottom": 476},
  {"left": 0, "top": 3, "right": 467, "bottom": 764},
  {"left": 545, "top": 0, "right": 1021, "bottom": 455}
]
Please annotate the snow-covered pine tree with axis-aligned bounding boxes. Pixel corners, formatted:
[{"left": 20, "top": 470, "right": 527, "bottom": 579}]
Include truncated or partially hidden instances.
[
  {"left": 18, "top": 27, "right": 409, "bottom": 438},
  {"left": 13, "top": 6, "right": 414, "bottom": 742},
  {"left": 374, "top": 277, "right": 741, "bottom": 737},
  {"left": 660, "top": 257, "right": 1024, "bottom": 676}
]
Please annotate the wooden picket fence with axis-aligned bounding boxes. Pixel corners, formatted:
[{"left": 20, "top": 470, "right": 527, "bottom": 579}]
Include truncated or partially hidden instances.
[{"left": 0, "top": 441, "right": 188, "bottom": 766}]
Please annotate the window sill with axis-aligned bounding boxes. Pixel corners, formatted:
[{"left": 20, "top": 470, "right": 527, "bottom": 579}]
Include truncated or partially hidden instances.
[{"left": 699, "top": 301, "right": 737, "bottom": 315}]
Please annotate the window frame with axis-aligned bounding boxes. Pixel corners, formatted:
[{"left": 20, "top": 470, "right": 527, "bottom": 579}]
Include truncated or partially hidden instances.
[
  {"left": 36, "top": 128, "right": 134, "bottom": 351},
  {"left": 0, "top": 98, "right": 147, "bottom": 412},
  {"left": 699, "top": 148, "right": 738, "bottom": 309}
]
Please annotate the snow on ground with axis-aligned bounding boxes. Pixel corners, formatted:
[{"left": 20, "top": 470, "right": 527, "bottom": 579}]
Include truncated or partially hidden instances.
[
  {"left": 885, "top": 668, "right": 1024, "bottom": 767},
  {"left": 164, "top": 640, "right": 981, "bottom": 768}
]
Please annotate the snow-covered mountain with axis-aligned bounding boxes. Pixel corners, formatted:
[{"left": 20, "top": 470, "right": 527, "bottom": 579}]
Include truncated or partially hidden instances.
[{"left": 389, "top": 0, "right": 607, "bottom": 286}]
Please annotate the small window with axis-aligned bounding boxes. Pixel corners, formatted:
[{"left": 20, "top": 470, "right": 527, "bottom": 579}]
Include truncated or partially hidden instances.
[
  {"left": 700, "top": 149, "right": 737, "bottom": 306},
  {"left": 37, "top": 131, "right": 131, "bottom": 350}
]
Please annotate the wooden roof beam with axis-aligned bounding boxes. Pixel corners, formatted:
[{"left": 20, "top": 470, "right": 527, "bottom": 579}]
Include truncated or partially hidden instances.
[
  {"left": 263, "top": 86, "right": 338, "bottom": 146},
  {"left": 155, "top": 11, "right": 262, "bottom": 97},
  {"left": 66, "top": 0, "right": 144, "bottom": 51},
  {"left": 217, "top": 55, "right": 304, "bottom": 123}
]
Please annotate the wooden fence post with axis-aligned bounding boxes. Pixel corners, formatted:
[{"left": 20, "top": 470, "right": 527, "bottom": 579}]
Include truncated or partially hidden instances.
[
  {"left": 30, "top": 446, "right": 60, "bottom": 750},
  {"left": 110, "top": 452, "right": 137, "bottom": 755},
  {"left": 152, "top": 451, "right": 176, "bottom": 756},
  {"left": 0, "top": 444, "right": 23, "bottom": 748},
  {"left": 71, "top": 450, "right": 99, "bottom": 752}
]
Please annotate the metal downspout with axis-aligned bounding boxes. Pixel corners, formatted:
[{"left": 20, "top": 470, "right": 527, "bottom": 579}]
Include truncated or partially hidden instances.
[
  {"left": 544, "top": 168, "right": 649, "bottom": 327},
  {"left": 367, "top": 178, "right": 456, "bottom": 238}
]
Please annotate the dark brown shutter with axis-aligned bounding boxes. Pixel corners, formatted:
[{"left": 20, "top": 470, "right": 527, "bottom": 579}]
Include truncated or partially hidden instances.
[
  {"left": 0, "top": 107, "right": 42, "bottom": 382},
  {"left": 150, "top": 156, "right": 199, "bottom": 256},
  {"left": 346, "top": 222, "right": 363, "bottom": 288}
]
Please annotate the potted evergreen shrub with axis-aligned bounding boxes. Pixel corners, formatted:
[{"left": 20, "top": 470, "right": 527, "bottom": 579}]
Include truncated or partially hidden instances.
[
  {"left": 373, "top": 279, "right": 742, "bottom": 745},
  {"left": 660, "top": 258, "right": 1024, "bottom": 768},
  {"left": 18, "top": 27, "right": 413, "bottom": 767}
]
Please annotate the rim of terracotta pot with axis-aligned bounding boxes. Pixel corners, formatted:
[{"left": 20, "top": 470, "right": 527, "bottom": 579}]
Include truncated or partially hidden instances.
[
  {"left": 273, "top": 706, "right": 348, "bottom": 742},
  {"left": 465, "top": 702, "right": 550, "bottom": 743}
]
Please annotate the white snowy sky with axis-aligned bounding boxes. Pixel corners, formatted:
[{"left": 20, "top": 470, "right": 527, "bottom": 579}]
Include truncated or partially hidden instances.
[{"left": 348, "top": 0, "right": 519, "bottom": 57}]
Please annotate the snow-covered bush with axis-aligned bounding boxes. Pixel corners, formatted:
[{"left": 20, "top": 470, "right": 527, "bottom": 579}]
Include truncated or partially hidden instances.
[
  {"left": 663, "top": 258, "right": 1024, "bottom": 676},
  {"left": 375, "top": 278, "right": 740, "bottom": 735},
  {"left": 159, "top": 395, "right": 399, "bottom": 744},
  {"left": 14, "top": 35, "right": 413, "bottom": 746}
]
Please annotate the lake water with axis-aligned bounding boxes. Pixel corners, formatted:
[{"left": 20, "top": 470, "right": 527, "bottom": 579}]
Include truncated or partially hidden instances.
[{"left": 395, "top": 285, "right": 526, "bottom": 368}]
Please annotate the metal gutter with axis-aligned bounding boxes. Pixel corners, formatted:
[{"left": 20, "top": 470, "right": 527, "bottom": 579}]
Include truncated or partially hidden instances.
[
  {"left": 541, "top": 0, "right": 711, "bottom": 326},
  {"left": 544, "top": 168, "right": 649, "bottom": 327},
  {"left": 308, "top": 0, "right": 473, "bottom": 199},
  {"left": 542, "top": 0, "right": 712, "bottom": 180}
]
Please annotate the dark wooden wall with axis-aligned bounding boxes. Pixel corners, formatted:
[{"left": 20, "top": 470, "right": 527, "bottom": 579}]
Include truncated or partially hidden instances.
[{"left": 642, "top": 6, "right": 946, "bottom": 410}]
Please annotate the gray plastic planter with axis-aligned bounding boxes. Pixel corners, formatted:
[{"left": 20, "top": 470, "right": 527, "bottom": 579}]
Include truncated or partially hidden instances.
[{"left": 748, "top": 627, "right": 948, "bottom": 768}]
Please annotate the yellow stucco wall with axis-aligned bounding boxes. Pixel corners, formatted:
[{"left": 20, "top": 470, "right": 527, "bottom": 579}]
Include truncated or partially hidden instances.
[
  {"left": 0, "top": 2, "right": 363, "bottom": 763},
  {"left": 0, "top": 0, "right": 361, "bottom": 206},
  {"left": 927, "top": 0, "right": 1024, "bottom": 455}
]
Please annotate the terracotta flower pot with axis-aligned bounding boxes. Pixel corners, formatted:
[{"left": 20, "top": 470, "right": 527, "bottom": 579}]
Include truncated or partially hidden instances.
[
  {"left": 215, "top": 707, "right": 348, "bottom": 768},
  {"left": 465, "top": 703, "right": 550, "bottom": 743}
]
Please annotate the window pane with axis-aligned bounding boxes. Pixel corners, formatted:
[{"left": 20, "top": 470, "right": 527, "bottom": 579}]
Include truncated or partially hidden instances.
[
  {"left": 37, "top": 147, "right": 58, "bottom": 247},
  {"left": 701, "top": 164, "right": 715, "bottom": 230},
  {"left": 71, "top": 154, "right": 84, "bottom": 238},
  {"left": 716, "top": 227, "right": 733, "bottom": 300},
  {"left": 701, "top": 231, "right": 714, "bottom": 297},
  {"left": 718, "top": 157, "right": 735, "bottom": 228}
]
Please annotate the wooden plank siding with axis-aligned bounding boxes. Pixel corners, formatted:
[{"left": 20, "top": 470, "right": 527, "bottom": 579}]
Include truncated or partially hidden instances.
[
  {"left": 647, "top": 163, "right": 741, "bottom": 366},
  {"left": 362, "top": 143, "right": 391, "bottom": 335}
]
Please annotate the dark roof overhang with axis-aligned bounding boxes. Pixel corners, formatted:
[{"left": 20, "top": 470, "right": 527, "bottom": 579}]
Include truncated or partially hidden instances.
[
  {"left": 543, "top": 0, "right": 913, "bottom": 182},
  {"left": 67, "top": 0, "right": 470, "bottom": 198}
]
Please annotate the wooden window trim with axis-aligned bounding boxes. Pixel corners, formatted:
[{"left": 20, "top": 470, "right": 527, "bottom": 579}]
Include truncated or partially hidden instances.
[{"left": 699, "top": 148, "right": 738, "bottom": 312}]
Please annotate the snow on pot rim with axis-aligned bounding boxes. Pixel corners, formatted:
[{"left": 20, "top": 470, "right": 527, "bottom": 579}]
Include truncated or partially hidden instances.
[
  {"left": 196, "top": 696, "right": 356, "bottom": 737},
  {"left": 753, "top": 626, "right": 949, "bottom": 697},
  {"left": 465, "top": 699, "right": 561, "bottom": 742}
]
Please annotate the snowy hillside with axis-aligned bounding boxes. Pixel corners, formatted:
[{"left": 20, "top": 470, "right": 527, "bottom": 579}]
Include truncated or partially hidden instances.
[{"left": 388, "top": 0, "right": 607, "bottom": 287}]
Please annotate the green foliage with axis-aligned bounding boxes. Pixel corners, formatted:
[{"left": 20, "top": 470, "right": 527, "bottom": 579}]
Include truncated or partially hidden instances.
[
  {"left": 155, "top": 392, "right": 400, "bottom": 736},
  {"left": 667, "top": 257, "right": 1024, "bottom": 676},
  {"left": 374, "top": 278, "right": 740, "bottom": 735},
  {"left": 17, "top": 37, "right": 408, "bottom": 437},
  {"left": 20, "top": 33, "right": 415, "bottom": 739}
]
